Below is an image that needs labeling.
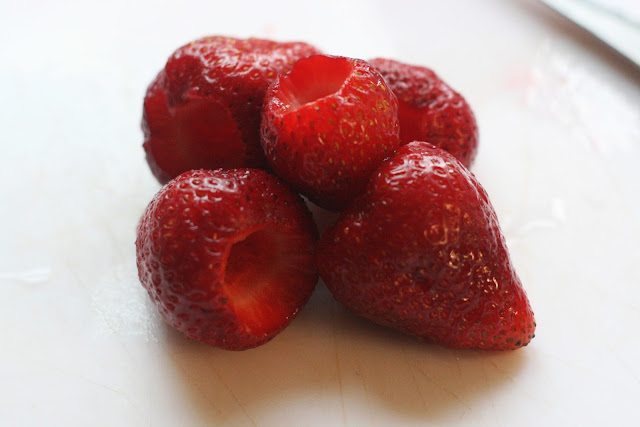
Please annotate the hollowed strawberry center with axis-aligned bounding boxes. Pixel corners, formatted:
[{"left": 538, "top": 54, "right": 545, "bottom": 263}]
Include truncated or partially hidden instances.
[
  {"left": 148, "top": 96, "right": 245, "bottom": 179},
  {"left": 225, "top": 227, "right": 281, "bottom": 295},
  {"left": 224, "top": 226, "right": 311, "bottom": 333},
  {"left": 279, "top": 55, "right": 353, "bottom": 111}
]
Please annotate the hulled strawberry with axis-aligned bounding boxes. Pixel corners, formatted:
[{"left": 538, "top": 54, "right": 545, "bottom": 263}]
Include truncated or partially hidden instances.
[
  {"left": 317, "top": 141, "right": 535, "bottom": 350},
  {"left": 260, "top": 55, "right": 400, "bottom": 211},
  {"left": 142, "top": 36, "right": 321, "bottom": 184},
  {"left": 369, "top": 58, "right": 478, "bottom": 168},
  {"left": 136, "top": 169, "right": 319, "bottom": 350}
]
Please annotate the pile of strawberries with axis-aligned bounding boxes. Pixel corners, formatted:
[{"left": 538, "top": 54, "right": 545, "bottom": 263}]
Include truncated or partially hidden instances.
[{"left": 135, "top": 36, "right": 535, "bottom": 351}]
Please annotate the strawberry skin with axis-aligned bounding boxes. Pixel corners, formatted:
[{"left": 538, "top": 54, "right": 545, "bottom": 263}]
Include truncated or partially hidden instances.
[
  {"left": 369, "top": 58, "right": 479, "bottom": 168},
  {"left": 136, "top": 169, "right": 319, "bottom": 350},
  {"left": 142, "top": 36, "right": 321, "bottom": 184},
  {"left": 317, "top": 142, "right": 535, "bottom": 350},
  {"left": 261, "top": 55, "right": 400, "bottom": 211}
]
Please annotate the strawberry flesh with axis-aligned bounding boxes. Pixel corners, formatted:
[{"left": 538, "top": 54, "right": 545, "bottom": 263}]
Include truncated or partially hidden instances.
[
  {"left": 277, "top": 55, "right": 354, "bottom": 109},
  {"left": 143, "top": 75, "right": 245, "bottom": 183},
  {"left": 224, "top": 226, "right": 313, "bottom": 333}
]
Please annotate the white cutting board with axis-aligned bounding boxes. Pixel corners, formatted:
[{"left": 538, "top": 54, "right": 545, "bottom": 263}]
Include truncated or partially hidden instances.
[{"left": 2, "top": 0, "right": 639, "bottom": 425}]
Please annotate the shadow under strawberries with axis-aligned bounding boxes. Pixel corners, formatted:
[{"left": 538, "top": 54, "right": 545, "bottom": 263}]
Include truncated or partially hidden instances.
[{"left": 163, "top": 282, "right": 531, "bottom": 426}]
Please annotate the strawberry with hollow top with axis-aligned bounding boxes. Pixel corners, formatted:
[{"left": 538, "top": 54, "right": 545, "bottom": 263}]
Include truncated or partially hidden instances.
[
  {"left": 136, "top": 168, "right": 319, "bottom": 350},
  {"left": 261, "top": 55, "right": 401, "bottom": 211}
]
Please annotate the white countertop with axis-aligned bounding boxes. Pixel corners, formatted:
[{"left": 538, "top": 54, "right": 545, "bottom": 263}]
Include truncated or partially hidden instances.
[{"left": 2, "top": 0, "right": 640, "bottom": 425}]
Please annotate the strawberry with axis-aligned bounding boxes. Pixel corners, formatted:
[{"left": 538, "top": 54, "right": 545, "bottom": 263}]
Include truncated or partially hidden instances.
[
  {"left": 260, "top": 55, "right": 401, "bottom": 211},
  {"left": 369, "top": 58, "right": 479, "bottom": 168},
  {"left": 135, "top": 169, "right": 319, "bottom": 350},
  {"left": 142, "top": 36, "right": 321, "bottom": 184},
  {"left": 317, "top": 141, "right": 535, "bottom": 350}
]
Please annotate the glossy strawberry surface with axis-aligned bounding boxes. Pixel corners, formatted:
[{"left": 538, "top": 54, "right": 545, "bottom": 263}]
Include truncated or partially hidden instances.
[
  {"left": 369, "top": 58, "right": 479, "bottom": 168},
  {"left": 317, "top": 142, "right": 535, "bottom": 350},
  {"left": 136, "top": 169, "right": 319, "bottom": 350},
  {"left": 261, "top": 55, "right": 400, "bottom": 211},
  {"left": 142, "top": 36, "right": 321, "bottom": 183}
]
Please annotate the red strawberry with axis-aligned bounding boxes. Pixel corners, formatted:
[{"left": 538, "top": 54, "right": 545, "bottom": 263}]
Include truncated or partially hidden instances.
[
  {"left": 136, "top": 169, "right": 319, "bottom": 350},
  {"left": 317, "top": 141, "right": 535, "bottom": 350},
  {"left": 260, "top": 55, "right": 400, "bottom": 211},
  {"left": 369, "top": 58, "right": 479, "bottom": 168},
  {"left": 142, "top": 36, "right": 321, "bottom": 184}
]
